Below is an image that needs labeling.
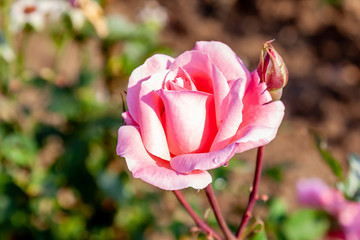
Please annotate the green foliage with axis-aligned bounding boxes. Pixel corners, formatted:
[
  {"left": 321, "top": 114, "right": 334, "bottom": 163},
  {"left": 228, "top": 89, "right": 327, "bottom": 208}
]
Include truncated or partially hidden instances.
[
  {"left": 338, "top": 154, "right": 360, "bottom": 201},
  {"left": 313, "top": 134, "right": 343, "bottom": 180},
  {"left": 281, "top": 209, "right": 329, "bottom": 240},
  {"left": 264, "top": 199, "right": 330, "bottom": 240},
  {"left": 263, "top": 163, "right": 289, "bottom": 182},
  {"left": 0, "top": 2, "right": 172, "bottom": 239},
  {"left": 245, "top": 221, "right": 267, "bottom": 240},
  {"left": 313, "top": 133, "right": 360, "bottom": 201},
  {"left": 0, "top": 134, "right": 37, "bottom": 166},
  {"left": 249, "top": 229, "right": 267, "bottom": 240}
]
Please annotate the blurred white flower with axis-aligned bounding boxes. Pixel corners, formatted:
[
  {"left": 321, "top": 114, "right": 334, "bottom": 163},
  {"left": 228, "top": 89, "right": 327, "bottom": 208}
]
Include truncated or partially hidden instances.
[
  {"left": 10, "top": 0, "right": 70, "bottom": 33},
  {"left": 0, "top": 44, "right": 16, "bottom": 62},
  {"left": 68, "top": 8, "right": 86, "bottom": 30},
  {"left": 138, "top": 1, "right": 168, "bottom": 28}
]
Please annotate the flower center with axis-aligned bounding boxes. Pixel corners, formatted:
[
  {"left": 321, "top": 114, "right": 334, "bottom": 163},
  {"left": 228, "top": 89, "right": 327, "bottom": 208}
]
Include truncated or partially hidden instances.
[{"left": 23, "top": 5, "right": 37, "bottom": 14}]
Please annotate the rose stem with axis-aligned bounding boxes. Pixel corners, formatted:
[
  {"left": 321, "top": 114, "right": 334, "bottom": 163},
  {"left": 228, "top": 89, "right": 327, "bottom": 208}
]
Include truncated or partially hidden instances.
[
  {"left": 235, "top": 146, "right": 264, "bottom": 239},
  {"left": 205, "top": 184, "right": 236, "bottom": 240},
  {"left": 173, "top": 190, "right": 223, "bottom": 240}
]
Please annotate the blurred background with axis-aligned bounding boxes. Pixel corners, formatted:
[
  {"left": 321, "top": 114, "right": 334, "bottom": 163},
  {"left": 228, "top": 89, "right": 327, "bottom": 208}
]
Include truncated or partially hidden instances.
[{"left": 0, "top": 0, "right": 359, "bottom": 239}]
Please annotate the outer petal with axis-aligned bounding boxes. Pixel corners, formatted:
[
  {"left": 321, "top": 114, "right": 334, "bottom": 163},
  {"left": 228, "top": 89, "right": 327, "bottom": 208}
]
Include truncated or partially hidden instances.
[
  {"left": 170, "top": 141, "right": 238, "bottom": 173},
  {"left": 233, "top": 71, "right": 285, "bottom": 153},
  {"left": 297, "top": 178, "right": 345, "bottom": 215},
  {"left": 122, "top": 111, "right": 136, "bottom": 126},
  {"left": 157, "top": 89, "right": 217, "bottom": 155},
  {"left": 194, "top": 41, "right": 250, "bottom": 82},
  {"left": 127, "top": 54, "right": 174, "bottom": 124},
  {"left": 339, "top": 203, "right": 360, "bottom": 239},
  {"left": 210, "top": 79, "right": 246, "bottom": 151},
  {"left": 117, "top": 125, "right": 212, "bottom": 190},
  {"left": 138, "top": 70, "right": 171, "bottom": 160},
  {"left": 297, "top": 178, "right": 337, "bottom": 209}
]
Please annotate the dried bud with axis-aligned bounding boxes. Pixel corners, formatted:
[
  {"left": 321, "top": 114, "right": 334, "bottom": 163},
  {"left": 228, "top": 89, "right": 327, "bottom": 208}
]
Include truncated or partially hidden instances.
[{"left": 257, "top": 40, "right": 288, "bottom": 100}]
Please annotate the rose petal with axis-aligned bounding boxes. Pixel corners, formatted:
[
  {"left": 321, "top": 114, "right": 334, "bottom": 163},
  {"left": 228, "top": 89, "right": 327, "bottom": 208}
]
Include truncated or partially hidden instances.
[
  {"left": 170, "top": 50, "right": 231, "bottom": 125},
  {"left": 234, "top": 125, "right": 279, "bottom": 153},
  {"left": 138, "top": 70, "right": 172, "bottom": 160},
  {"left": 211, "top": 63, "right": 231, "bottom": 126},
  {"left": 233, "top": 72, "right": 285, "bottom": 153},
  {"left": 194, "top": 41, "right": 250, "bottom": 82},
  {"left": 157, "top": 89, "right": 218, "bottom": 155},
  {"left": 170, "top": 51, "right": 215, "bottom": 93},
  {"left": 339, "top": 203, "right": 360, "bottom": 238},
  {"left": 297, "top": 178, "right": 333, "bottom": 208},
  {"left": 297, "top": 178, "right": 346, "bottom": 215},
  {"left": 122, "top": 111, "right": 136, "bottom": 126},
  {"left": 165, "top": 67, "right": 198, "bottom": 91},
  {"left": 170, "top": 142, "right": 238, "bottom": 173},
  {"left": 210, "top": 79, "right": 246, "bottom": 151},
  {"left": 117, "top": 125, "right": 212, "bottom": 190},
  {"left": 127, "top": 54, "right": 174, "bottom": 124}
]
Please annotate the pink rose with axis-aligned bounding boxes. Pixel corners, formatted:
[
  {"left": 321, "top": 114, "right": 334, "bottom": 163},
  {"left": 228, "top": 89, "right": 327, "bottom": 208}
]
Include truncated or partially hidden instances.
[
  {"left": 339, "top": 202, "right": 360, "bottom": 240},
  {"left": 297, "top": 178, "right": 360, "bottom": 240},
  {"left": 297, "top": 178, "right": 346, "bottom": 215},
  {"left": 117, "top": 41, "right": 285, "bottom": 190}
]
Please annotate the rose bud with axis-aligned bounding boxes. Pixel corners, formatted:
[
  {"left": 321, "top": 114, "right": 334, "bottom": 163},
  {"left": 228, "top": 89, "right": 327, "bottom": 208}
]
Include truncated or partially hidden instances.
[{"left": 257, "top": 40, "right": 288, "bottom": 101}]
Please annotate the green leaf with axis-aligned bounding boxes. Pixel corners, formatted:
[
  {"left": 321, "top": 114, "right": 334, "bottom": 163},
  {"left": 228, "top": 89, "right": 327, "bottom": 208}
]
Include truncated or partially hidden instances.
[
  {"left": 0, "top": 195, "right": 11, "bottom": 223},
  {"left": 0, "top": 134, "right": 37, "bottom": 166},
  {"left": 282, "top": 209, "right": 329, "bottom": 240},
  {"left": 48, "top": 88, "right": 81, "bottom": 119},
  {"left": 313, "top": 134, "right": 343, "bottom": 180},
  {"left": 267, "top": 198, "right": 287, "bottom": 222},
  {"left": 249, "top": 228, "right": 267, "bottom": 240},
  {"left": 338, "top": 154, "right": 360, "bottom": 201},
  {"left": 105, "top": 15, "right": 136, "bottom": 41},
  {"left": 263, "top": 163, "right": 290, "bottom": 182},
  {"left": 96, "top": 171, "right": 129, "bottom": 204}
]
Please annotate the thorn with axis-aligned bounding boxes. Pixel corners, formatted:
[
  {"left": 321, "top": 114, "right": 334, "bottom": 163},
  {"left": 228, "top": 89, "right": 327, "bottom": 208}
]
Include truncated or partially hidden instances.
[
  {"left": 260, "top": 194, "right": 269, "bottom": 202},
  {"left": 246, "top": 212, "right": 253, "bottom": 217},
  {"left": 190, "top": 226, "right": 201, "bottom": 235},
  {"left": 256, "top": 194, "right": 269, "bottom": 202},
  {"left": 204, "top": 208, "right": 211, "bottom": 220},
  {"left": 206, "top": 233, "right": 215, "bottom": 240}
]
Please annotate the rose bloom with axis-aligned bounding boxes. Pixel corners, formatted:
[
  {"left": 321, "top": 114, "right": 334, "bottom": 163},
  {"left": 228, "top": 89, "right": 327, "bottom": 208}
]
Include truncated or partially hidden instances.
[{"left": 117, "top": 41, "right": 285, "bottom": 190}]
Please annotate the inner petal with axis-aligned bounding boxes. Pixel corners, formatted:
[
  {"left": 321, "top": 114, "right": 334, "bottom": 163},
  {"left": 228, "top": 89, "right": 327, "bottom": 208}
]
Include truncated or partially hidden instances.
[
  {"left": 156, "top": 89, "right": 218, "bottom": 155},
  {"left": 170, "top": 51, "right": 215, "bottom": 93},
  {"left": 164, "top": 67, "right": 197, "bottom": 91}
]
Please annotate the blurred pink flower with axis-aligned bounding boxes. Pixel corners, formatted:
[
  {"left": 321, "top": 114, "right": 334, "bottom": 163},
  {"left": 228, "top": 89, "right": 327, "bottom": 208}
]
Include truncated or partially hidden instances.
[
  {"left": 117, "top": 41, "right": 285, "bottom": 190},
  {"left": 338, "top": 202, "right": 360, "bottom": 240},
  {"left": 297, "top": 178, "right": 360, "bottom": 240}
]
